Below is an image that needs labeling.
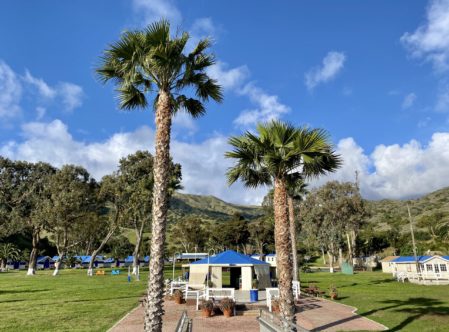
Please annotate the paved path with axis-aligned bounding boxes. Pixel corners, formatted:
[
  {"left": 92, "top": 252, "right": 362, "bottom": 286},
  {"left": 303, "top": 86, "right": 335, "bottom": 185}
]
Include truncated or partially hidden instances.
[
  {"left": 296, "top": 297, "right": 387, "bottom": 331},
  {"left": 109, "top": 297, "right": 386, "bottom": 332}
]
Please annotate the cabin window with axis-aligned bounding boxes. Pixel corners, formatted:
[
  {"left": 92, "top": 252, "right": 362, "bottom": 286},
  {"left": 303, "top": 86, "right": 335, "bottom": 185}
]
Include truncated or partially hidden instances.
[
  {"left": 419, "top": 264, "right": 425, "bottom": 272},
  {"left": 434, "top": 264, "right": 440, "bottom": 273},
  {"left": 426, "top": 264, "right": 433, "bottom": 271},
  {"left": 440, "top": 264, "right": 447, "bottom": 272},
  {"left": 407, "top": 265, "right": 412, "bottom": 272}
]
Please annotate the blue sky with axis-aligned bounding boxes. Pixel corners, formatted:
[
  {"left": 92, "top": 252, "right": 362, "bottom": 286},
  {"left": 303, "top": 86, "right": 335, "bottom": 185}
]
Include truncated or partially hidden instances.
[{"left": 1, "top": 0, "right": 449, "bottom": 204}]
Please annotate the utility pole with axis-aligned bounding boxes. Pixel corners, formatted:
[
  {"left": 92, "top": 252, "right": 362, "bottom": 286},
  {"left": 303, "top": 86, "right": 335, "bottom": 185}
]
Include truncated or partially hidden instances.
[{"left": 407, "top": 203, "right": 419, "bottom": 273}]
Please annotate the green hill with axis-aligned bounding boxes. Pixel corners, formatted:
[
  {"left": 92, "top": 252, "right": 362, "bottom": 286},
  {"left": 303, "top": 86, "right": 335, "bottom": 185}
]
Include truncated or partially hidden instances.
[
  {"left": 168, "top": 192, "right": 263, "bottom": 222},
  {"left": 367, "top": 186, "right": 449, "bottom": 231}
]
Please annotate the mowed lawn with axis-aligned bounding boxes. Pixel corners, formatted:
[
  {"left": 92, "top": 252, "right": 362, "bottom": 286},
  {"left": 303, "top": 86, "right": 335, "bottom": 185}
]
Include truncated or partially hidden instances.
[
  {"left": 301, "top": 271, "right": 449, "bottom": 332},
  {"left": 0, "top": 266, "right": 183, "bottom": 332}
]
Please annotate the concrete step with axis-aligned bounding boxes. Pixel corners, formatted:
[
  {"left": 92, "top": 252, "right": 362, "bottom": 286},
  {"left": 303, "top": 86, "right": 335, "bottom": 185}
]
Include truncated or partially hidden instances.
[{"left": 235, "top": 310, "right": 260, "bottom": 317}]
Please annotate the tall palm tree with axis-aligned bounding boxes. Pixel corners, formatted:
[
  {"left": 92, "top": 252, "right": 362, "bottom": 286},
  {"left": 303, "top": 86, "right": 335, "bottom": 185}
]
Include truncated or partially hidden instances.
[
  {"left": 226, "top": 120, "right": 340, "bottom": 327},
  {"left": 286, "top": 175, "right": 308, "bottom": 282},
  {"left": 96, "top": 20, "right": 222, "bottom": 332}
]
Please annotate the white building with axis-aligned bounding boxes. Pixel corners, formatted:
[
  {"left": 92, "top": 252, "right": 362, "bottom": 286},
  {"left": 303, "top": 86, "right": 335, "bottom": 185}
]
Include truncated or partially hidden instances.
[{"left": 391, "top": 255, "right": 449, "bottom": 285}]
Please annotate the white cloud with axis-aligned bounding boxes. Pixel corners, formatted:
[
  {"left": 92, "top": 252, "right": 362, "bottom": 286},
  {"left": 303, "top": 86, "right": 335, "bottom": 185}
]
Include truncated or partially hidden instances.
[
  {"left": 207, "top": 62, "right": 249, "bottom": 90},
  {"left": 4, "top": 119, "right": 449, "bottom": 204},
  {"left": 234, "top": 83, "right": 290, "bottom": 127},
  {"left": 401, "top": 0, "right": 449, "bottom": 72},
  {"left": 22, "top": 70, "right": 84, "bottom": 113},
  {"left": 57, "top": 82, "right": 84, "bottom": 112},
  {"left": 0, "top": 61, "right": 22, "bottom": 119},
  {"left": 23, "top": 70, "right": 56, "bottom": 99},
  {"left": 314, "top": 133, "right": 449, "bottom": 200},
  {"left": 172, "top": 112, "right": 197, "bottom": 135},
  {"left": 305, "top": 51, "right": 346, "bottom": 90},
  {"left": 402, "top": 92, "right": 417, "bottom": 109},
  {"left": 1, "top": 119, "right": 266, "bottom": 205},
  {"left": 132, "top": 0, "right": 182, "bottom": 27}
]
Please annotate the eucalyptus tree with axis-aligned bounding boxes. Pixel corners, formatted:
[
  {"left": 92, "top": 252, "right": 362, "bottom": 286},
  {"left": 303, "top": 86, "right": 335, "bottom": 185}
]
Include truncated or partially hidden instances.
[
  {"left": 87, "top": 174, "right": 124, "bottom": 276},
  {"left": 226, "top": 120, "right": 340, "bottom": 327},
  {"left": 301, "top": 181, "right": 367, "bottom": 271},
  {"left": 0, "top": 157, "right": 56, "bottom": 275},
  {"left": 119, "top": 151, "right": 182, "bottom": 274},
  {"left": 97, "top": 20, "right": 222, "bottom": 331},
  {"left": 42, "top": 165, "right": 97, "bottom": 276}
]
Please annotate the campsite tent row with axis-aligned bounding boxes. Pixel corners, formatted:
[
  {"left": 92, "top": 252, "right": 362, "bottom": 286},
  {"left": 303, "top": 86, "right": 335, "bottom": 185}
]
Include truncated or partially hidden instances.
[{"left": 6, "top": 255, "right": 150, "bottom": 270}]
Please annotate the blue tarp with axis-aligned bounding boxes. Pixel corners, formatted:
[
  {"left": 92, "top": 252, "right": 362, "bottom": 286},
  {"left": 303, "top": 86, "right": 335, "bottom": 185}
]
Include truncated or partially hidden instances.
[
  {"left": 191, "top": 250, "right": 269, "bottom": 266},
  {"left": 123, "top": 255, "right": 150, "bottom": 263}
]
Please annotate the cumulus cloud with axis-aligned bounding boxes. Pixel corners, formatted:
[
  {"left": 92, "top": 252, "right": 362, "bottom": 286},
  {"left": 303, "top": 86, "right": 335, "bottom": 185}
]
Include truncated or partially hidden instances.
[
  {"left": 234, "top": 83, "right": 290, "bottom": 127},
  {"left": 132, "top": 0, "right": 182, "bottom": 27},
  {"left": 402, "top": 92, "right": 417, "bottom": 109},
  {"left": 0, "top": 119, "right": 266, "bottom": 205},
  {"left": 3, "top": 119, "right": 449, "bottom": 204},
  {"left": 401, "top": 0, "right": 449, "bottom": 72},
  {"left": 207, "top": 62, "right": 249, "bottom": 90},
  {"left": 0, "top": 61, "right": 22, "bottom": 119},
  {"left": 305, "top": 51, "right": 346, "bottom": 90},
  {"left": 314, "top": 133, "right": 449, "bottom": 200}
]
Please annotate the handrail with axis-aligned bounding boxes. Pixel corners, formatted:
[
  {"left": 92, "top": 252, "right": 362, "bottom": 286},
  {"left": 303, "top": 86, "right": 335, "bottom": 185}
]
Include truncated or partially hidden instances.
[
  {"left": 258, "top": 309, "right": 310, "bottom": 332},
  {"left": 174, "top": 310, "right": 191, "bottom": 332}
]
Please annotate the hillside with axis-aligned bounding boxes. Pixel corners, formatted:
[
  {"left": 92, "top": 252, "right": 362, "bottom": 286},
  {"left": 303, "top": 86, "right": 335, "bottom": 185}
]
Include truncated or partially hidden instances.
[
  {"left": 367, "top": 186, "right": 449, "bottom": 231},
  {"left": 168, "top": 192, "right": 263, "bottom": 222}
]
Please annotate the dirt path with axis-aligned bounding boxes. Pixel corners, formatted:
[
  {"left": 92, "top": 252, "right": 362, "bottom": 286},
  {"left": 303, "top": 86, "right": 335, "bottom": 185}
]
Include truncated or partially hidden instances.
[{"left": 109, "top": 297, "right": 387, "bottom": 332}]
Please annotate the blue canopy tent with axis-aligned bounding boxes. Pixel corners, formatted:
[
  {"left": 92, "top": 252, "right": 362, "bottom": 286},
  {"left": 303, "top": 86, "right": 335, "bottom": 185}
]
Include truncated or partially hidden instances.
[
  {"left": 189, "top": 250, "right": 270, "bottom": 290},
  {"left": 36, "top": 256, "right": 54, "bottom": 269}
]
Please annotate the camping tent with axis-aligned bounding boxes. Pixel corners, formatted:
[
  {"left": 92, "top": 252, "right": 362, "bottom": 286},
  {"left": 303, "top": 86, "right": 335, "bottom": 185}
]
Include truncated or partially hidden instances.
[{"left": 189, "top": 250, "right": 270, "bottom": 290}]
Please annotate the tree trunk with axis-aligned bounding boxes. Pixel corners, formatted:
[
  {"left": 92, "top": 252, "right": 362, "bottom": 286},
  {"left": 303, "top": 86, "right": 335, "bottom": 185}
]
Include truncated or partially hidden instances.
[
  {"left": 145, "top": 90, "right": 172, "bottom": 332},
  {"left": 0, "top": 258, "right": 6, "bottom": 271},
  {"left": 132, "top": 220, "right": 145, "bottom": 275},
  {"left": 328, "top": 252, "right": 334, "bottom": 273},
  {"left": 346, "top": 232, "right": 352, "bottom": 264},
  {"left": 53, "top": 251, "right": 65, "bottom": 276},
  {"left": 273, "top": 178, "right": 296, "bottom": 329},
  {"left": 338, "top": 247, "right": 343, "bottom": 266},
  {"left": 27, "top": 227, "right": 40, "bottom": 275},
  {"left": 53, "top": 227, "right": 68, "bottom": 276},
  {"left": 321, "top": 248, "right": 326, "bottom": 265},
  {"left": 88, "top": 226, "right": 117, "bottom": 276},
  {"left": 287, "top": 195, "right": 298, "bottom": 282}
]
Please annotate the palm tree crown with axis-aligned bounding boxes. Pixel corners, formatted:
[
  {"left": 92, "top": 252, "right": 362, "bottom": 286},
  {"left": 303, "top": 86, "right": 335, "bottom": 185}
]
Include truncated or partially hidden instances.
[
  {"left": 226, "top": 120, "right": 341, "bottom": 186},
  {"left": 97, "top": 20, "right": 223, "bottom": 113}
]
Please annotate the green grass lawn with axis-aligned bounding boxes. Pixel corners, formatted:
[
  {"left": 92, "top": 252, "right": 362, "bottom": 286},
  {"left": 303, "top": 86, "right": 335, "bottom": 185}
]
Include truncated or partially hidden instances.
[
  {"left": 2, "top": 268, "right": 449, "bottom": 331},
  {"left": 0, "top": 266, "right": 183, "bottom": 332},
  {"left": 301, "top": 271, "right": 449, "bottom": 332}
]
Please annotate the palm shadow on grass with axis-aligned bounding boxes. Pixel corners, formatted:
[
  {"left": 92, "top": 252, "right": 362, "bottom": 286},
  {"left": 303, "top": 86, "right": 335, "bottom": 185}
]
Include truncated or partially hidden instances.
[
  {"left": 361, "top": 297, "right": 449, "bottom": 331},
  {"left": 0, "top": 288, "right": 51, "bottom": 295}
]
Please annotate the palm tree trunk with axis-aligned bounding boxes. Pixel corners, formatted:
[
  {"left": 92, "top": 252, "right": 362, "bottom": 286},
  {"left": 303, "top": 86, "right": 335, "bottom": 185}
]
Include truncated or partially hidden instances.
[
  {"left": 145, "top": 90, "right": 172, "bottom": 332},
  {"left": 287, "top": 195, "right": 298, "bottom": 282},
  {"left": 27, "top": 227, "right": 40, "bottom": 276},
  {"left": 273, "top": 178, "right": 296, "bottom": 329}
]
